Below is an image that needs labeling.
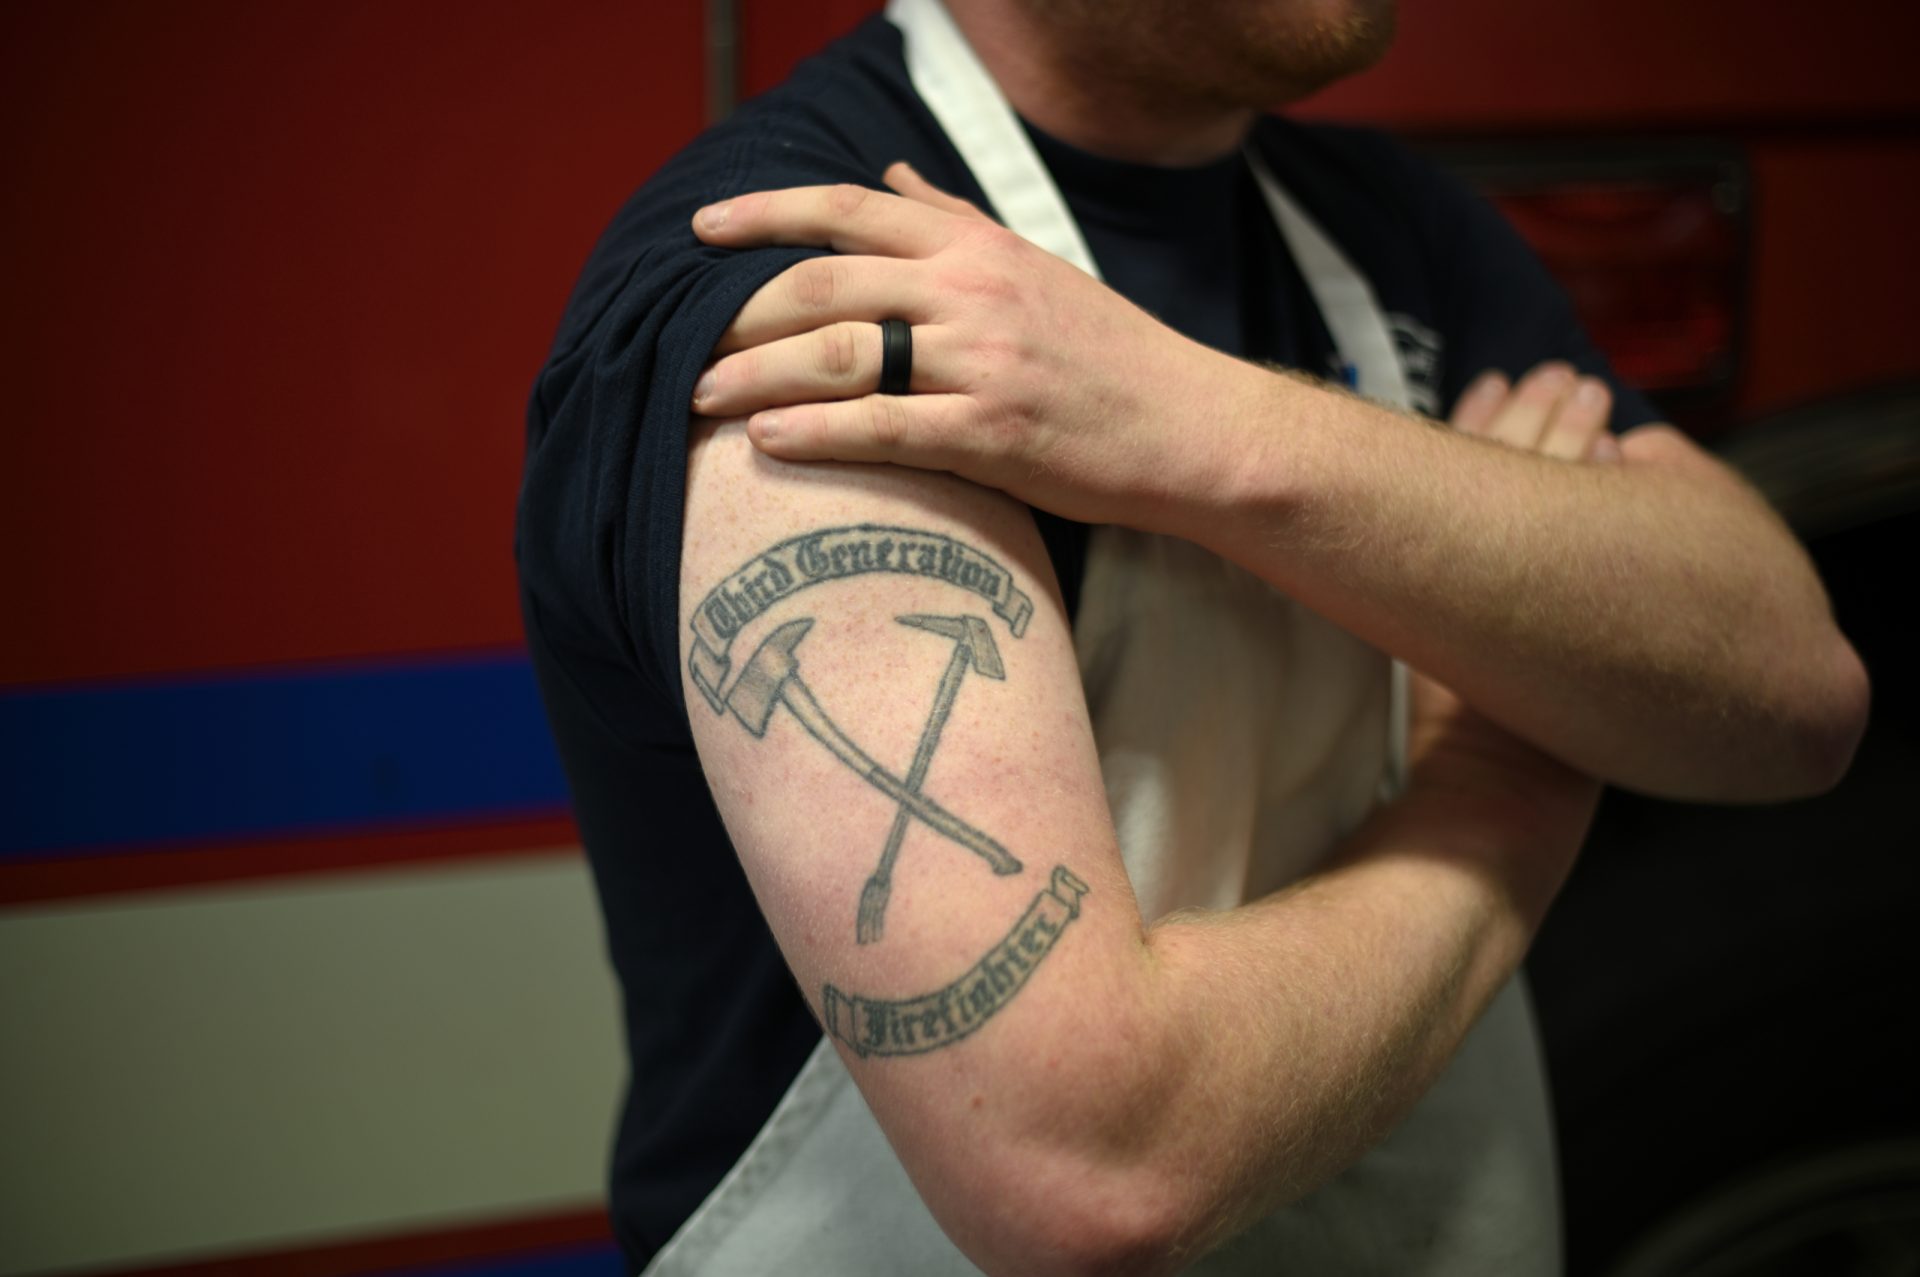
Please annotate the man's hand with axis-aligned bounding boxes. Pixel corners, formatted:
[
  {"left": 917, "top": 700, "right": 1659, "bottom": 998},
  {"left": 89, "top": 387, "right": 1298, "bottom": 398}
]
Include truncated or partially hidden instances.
[
  {"left": 693, "top": 167, "right": 1625, "bottom": 528},
  {"left": 1449, "top": 361, "right": 1622, "bottom": 463},
  {"left": 692, "top": 166, "right": 1868, "bottom": 801},
  {"left": 690, "top": 163, "right": 1246, "bottom": 528}
]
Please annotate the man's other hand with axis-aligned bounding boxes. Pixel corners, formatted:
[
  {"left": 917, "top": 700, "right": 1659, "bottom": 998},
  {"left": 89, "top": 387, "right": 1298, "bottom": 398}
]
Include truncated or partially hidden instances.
[{"left": 1449, "top": 362, "right": 1622, "bottom": 463}]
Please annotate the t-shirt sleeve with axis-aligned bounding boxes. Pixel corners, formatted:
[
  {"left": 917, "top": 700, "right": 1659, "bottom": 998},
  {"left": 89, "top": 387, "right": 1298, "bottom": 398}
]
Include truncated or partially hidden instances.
[
  {"left": 1408, "top": 149, "right": 1665, "bottom": 432},
  {"left": 519, "top": 121, "right": 879, "bottom": 717}
]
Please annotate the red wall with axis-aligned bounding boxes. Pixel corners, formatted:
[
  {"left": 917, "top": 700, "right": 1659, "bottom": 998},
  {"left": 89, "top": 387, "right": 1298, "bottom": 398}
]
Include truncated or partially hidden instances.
[
  {"left": 1, "top": 2, "right": 704, "bottom": 688},
  {"left": 1305, "top": 0, "right": 1920, "bottom": 130}
]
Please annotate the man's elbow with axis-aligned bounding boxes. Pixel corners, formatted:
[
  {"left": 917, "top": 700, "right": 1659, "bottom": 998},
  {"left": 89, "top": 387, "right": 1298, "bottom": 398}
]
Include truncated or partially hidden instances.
[
  {"left": 1633, "top": 633, "right": 1868, "bottom": 805},
  {"left": 939, "top": 1149, "right": 1197, "bottom": 1277},
  {"left": 919, "top": 1004, "right": 1216, "bottom": 1276},
  {"left": 1782, "top": 632, "right": 1871, "bottom": 798}
]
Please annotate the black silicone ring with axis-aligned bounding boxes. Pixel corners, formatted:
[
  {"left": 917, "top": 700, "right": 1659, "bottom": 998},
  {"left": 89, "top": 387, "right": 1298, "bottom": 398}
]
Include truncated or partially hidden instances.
[{"left": 879, "top": 318, "right": 913, "bottom": 396}]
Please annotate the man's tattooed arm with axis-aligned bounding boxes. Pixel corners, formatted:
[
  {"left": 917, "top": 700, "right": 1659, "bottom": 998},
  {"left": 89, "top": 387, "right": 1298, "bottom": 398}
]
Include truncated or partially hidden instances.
[{"left": 676, "top": 419, "right": 1587, "bottom": 1276}]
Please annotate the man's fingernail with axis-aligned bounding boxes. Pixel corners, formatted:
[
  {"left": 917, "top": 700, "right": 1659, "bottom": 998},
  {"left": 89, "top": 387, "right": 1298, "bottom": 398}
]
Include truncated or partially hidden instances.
[
  {"left": 1575, "top": 378, "right": 1608, "bottom": 407},
  {"left": 699, "top": 202, "right": 729, "bottom": 230},
  {"left": 753, "top": 412, "right": 781, "bottom": 440},
  {"left": 1592, "top": 434, "right": 1623, "bottom": 463},
  {"left": 693, "top": 370, "right": 716, "bottom": 404}
]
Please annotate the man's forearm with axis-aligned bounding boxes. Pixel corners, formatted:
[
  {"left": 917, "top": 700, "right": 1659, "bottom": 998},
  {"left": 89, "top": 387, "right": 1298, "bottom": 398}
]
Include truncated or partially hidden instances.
[
  {"left": 984, "top": 764, "right": 1590, "bottom": 1277},
  {"left": 1172, "top": 369, "right": 1869, "bottom": 802},
  {"left": 687, "top": 178, "right": 1866, "bottom": 799}
]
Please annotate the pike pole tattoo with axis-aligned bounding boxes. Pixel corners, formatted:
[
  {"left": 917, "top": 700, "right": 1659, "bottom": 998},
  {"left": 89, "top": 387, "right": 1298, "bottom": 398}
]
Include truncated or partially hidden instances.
[{"left": 690, "top": 524, "right": 1090, "bottom": 1056}]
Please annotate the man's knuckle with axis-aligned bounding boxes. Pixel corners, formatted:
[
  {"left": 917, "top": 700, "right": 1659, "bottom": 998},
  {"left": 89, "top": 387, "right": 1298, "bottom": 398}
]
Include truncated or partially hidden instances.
[
  {"left": 930, "top": 265, "right": 970, "bottom": 297},
  {"left": 967, "top": 221, "right": 1017, "bottom": 254},
  {"left": 828, "top": 183, "right": 870, "bottom": 217},
  {"left": 982, "top": 405, "right": 1032, "bottom": 459},
  {"left": 979, "top": 272, "right": 1021, "bottom": 305},
  {"left": 966, "top": 333, "right": 1017, "bottom": 379},
  {"left": 869, "top": 397, "right": 909, "bottom": 447},
  {"left": 942, "top": 265, "right": 1016, "bottom": 307},
  {"left": 791, "top": 258, "right": 840, "bottom": 314},
  {"left": 818, "top": 323, "right": 860, "bottom": 380}
]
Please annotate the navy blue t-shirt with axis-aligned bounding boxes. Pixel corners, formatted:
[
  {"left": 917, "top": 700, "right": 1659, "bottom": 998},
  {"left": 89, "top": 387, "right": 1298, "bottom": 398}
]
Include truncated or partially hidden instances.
[{"left": 516, "top": 15, "right": 1657, "bottom": 1269}]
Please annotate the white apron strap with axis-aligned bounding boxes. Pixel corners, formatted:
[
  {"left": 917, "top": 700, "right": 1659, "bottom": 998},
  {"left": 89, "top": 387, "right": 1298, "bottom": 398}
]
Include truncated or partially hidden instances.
[
  {"left": 886, "top": 0, "right": 1099, "bottom": 277},
  {"left": 1241, "top": 151, "right": 1413, "bottom": 798},
  {"left": 1242, "top": 150, "right": 1413, "bottom": 408}
]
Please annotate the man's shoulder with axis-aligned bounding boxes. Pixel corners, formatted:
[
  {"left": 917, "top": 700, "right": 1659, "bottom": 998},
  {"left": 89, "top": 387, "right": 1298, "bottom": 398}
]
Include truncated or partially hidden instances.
[
  {"left": 520, "top": 15, "right": 965, "bottom": 709},
  {"left": 545, "top": 15, "right": 952, "bottom": 366}
]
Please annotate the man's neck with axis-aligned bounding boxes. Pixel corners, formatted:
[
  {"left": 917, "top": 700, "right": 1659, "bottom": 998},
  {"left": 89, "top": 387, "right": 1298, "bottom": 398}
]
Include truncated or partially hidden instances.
[{"left": 944, "top": 0, "right": 1256, "bottom": 167}]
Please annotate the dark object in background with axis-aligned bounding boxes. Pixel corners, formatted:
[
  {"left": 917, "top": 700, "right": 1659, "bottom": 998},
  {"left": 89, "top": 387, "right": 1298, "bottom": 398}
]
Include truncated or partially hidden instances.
[
  {"left": 1431, "top": 139, "right": 1749, "bottom": 418},
  {"left": 1525, "top": 385, "right": 1920, "bottom": 1275}
]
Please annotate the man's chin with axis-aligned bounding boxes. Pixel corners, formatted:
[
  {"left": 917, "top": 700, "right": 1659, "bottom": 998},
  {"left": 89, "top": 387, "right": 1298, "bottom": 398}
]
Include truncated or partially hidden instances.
[
  {"left": 1231, "top": 0, "right": 1398, "bottom": 104},
  {"left": 1031, "top": 0, "right": 1398, "bottom": 113}
]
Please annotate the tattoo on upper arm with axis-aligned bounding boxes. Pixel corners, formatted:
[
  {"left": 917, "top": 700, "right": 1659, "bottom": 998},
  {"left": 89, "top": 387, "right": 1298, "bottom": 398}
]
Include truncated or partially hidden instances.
[{"left": 688, "top": 524, "right": 1090, "bottom": 1058}]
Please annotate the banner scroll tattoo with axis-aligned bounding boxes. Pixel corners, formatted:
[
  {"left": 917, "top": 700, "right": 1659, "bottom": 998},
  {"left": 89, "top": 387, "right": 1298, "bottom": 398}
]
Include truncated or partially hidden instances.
[
  {"left": 823, "top": 866, "right": 1090, "bottom": 1058},
  {"left": 689, "top": 524, "right": 1034, "bottom": 713}
]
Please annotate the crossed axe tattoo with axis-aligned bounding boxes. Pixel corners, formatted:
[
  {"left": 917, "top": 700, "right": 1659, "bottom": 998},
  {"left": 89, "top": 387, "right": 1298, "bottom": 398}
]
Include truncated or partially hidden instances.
[{"left": 721, "top": 614, "right": 1019, "bottom": 944}]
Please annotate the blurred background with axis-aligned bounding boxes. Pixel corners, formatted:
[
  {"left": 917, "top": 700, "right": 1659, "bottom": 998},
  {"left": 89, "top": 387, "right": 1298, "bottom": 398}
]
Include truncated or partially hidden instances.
[{"left": 2, "top": 2, "right": 1915, "bottom": 1274}]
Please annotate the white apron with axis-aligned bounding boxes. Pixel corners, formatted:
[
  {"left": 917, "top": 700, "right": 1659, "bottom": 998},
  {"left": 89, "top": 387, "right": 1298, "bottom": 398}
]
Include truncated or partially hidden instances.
[{"left": 642, "top": 0, "right": 1560, "bottom": 1270}]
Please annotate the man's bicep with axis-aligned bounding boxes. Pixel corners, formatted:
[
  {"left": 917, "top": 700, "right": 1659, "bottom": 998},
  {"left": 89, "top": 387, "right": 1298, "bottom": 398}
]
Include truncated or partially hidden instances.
[{"left": 678, "top": 419, "right": 1153, "bottom": 1170}]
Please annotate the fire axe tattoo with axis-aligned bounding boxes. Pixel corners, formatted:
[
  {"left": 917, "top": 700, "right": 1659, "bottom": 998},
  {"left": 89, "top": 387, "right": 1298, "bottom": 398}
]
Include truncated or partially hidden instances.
[
  {"left": 694, "top": 526, "right": 1039, "bottom": 940},
  {"left": 721, "top": 615, "right": 1022, "bottom": 888}
]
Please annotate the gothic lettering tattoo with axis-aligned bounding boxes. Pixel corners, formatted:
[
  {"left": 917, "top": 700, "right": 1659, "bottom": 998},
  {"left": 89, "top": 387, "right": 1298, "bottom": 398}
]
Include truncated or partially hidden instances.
[
  {"left": 824, "top": 866, "right": 1090, "bottom": 1057},
  {"left": 688, "top": 524, "right": 1033, "bottom": 714}
]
